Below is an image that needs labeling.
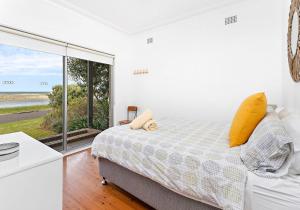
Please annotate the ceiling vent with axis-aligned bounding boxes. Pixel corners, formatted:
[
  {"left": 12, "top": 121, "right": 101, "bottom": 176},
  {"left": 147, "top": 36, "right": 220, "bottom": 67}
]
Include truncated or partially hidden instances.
[
  {"left": 147, "top": 37, "right": 154, "bottom": 44},
  {"left": 225, "top": 15, "right": 237, "bottom": 25}
]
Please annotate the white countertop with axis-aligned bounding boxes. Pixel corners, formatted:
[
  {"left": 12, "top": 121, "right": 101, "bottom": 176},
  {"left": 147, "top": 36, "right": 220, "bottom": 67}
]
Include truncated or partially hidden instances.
[{"left": 0, "top": 132, "right": 63, "bottom": 179}]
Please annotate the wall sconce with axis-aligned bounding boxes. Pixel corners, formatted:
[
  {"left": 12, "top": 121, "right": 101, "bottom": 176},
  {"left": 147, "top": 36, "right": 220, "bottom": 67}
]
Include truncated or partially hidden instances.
[{"left": 133, "top": 69, "right": 149, "bottom": 75}]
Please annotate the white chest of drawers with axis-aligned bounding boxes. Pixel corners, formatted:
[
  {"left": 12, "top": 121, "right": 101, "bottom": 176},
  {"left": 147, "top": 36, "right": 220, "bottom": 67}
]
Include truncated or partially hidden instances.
[{"left": 0, "top": 132, "right": 63, "bottom": 210}]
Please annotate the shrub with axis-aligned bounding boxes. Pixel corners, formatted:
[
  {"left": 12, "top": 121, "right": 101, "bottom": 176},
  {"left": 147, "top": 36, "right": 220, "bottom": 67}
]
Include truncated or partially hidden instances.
[
  {"left": 42, "top": 58, "right": 110, "bottom": 134},
  {"left": 42, "top": 85, "right": 109, "bottom": 133},
  {"left": 93, "top": 99, "right": 109, "bottom": 131}
]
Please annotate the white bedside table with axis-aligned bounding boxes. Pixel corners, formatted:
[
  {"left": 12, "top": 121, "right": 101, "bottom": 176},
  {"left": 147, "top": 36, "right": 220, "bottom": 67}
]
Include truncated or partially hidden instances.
[{"left": 0, "top": 132, "right": 63, "bottom": 210}]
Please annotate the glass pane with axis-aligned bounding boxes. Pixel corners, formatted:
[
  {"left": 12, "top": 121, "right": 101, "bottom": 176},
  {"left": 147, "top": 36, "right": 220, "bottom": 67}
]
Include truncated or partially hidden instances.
[
  {"left": 66, "top": 58, "right": 110, "bottom": 151},
  {"left": 67, "top": 57, "right": 89, "bottom": 150},
  {"left": 92, "top": 62, "right": 110, "bottom": 131},
  {"left": 0, "top": 44, "right": 64, "bottom": 151}
]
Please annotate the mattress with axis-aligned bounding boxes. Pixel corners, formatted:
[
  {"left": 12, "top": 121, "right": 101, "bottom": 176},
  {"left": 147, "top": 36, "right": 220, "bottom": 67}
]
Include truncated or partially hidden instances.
[
  {"left": 92, "top": 118, "right": 248, "bottom": 210},
  {"left": 245, "top": 172, "right": 300, "bottom": 210}
]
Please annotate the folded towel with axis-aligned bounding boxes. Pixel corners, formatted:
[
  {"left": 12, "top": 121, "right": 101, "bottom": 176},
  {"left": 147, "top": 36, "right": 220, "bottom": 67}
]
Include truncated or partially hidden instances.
[
  {"left": 130, "top": 109, "right": 153, "bottom": 130},
  {"left": 143, "top": 119, "right": 158, "bottom": 131}
]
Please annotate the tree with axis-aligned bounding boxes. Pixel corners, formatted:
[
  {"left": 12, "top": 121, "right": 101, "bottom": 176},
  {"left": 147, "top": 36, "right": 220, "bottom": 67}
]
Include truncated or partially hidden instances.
[
  {"left": 42, "top": 58, "right": 110, "bottom": 133},
  {"left": 67, "top": 58, "right": 110, "bottom": 101},
  {"left": 67, "top": 58, "right": 110, "bottom": 130}
]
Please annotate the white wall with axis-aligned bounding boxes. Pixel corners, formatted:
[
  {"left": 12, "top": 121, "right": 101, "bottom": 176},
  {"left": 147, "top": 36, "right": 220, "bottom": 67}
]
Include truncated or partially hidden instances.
[
  {"left": 0, "top": 0, "right": 292, "bottom": 123},
  {"left": 0, "top": 0, "right": 133, "bottom": 124},
  {"left": 129, "top": 0, "right": 283, "bottom": 121},
  {"left": 282, "top": 0, "right": 300, "bottom": 114}
]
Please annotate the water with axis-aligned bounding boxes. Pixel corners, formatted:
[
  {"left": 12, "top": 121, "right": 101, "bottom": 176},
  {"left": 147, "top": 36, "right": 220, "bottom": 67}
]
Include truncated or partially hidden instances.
[
  {"left": 0, "top": 100, "right": 49, "bottom": 108},
  {"left": 0, "top": 93, "right": 50, "bottom": 108}
]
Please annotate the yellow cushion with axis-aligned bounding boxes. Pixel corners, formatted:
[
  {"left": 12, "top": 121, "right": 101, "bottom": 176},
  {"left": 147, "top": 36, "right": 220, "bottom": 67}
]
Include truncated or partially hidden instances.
[{"left": 229, "top": 92, "right": 267, "bottom": 147}]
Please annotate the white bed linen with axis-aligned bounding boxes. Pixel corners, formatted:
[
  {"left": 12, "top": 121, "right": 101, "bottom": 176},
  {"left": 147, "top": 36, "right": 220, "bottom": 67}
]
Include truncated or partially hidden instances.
[
  {"left": 92, "top": 118, "right": 247, "bottom": 210},
  {"left": 92, "top": 118, "right": 300, "bottom": 210},
  {"left": 245, "top": 172, "right": 300, "bottom": 210}
]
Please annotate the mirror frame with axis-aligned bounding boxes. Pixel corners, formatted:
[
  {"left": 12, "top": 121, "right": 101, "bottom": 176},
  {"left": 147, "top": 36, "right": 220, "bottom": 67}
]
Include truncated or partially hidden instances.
[{"left": 288, "top": 0, "right": 300, "bottom": 82}]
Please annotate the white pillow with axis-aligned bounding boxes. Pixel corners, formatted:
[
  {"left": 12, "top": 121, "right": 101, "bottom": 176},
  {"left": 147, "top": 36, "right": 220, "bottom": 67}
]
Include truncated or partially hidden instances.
[
  {"left": 240, "top": 112, "right": 293, "bottom": 177},
  {"left": 277, "top": 109, "right": 300, "bottom": 174},
  {"left": 290, "top": 153, "right": 300, "bottom": 174}
]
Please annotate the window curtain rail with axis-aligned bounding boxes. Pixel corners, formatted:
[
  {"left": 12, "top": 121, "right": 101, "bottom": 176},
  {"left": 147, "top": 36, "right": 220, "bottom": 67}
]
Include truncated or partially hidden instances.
[
  {"left": 0, "top": 25, "right": 67, "bottom": 47},
  {"left": 0, "top": 24, "right": 115, "bottom": 65}
]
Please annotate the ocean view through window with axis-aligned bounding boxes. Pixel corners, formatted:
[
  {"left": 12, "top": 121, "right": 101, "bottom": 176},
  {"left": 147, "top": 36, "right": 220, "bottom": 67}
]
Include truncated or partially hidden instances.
[
  {"left": 0, "top": 43, "right": 64, "bottom": 150},
  {"left": 0, "top": 43, "right": 110, "bottom": 152}
]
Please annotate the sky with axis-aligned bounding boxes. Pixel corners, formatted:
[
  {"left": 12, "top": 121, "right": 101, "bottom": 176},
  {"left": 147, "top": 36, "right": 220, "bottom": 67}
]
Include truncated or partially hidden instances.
[{"left": 0, "top": 44, "right": 63, "bottom": 92}]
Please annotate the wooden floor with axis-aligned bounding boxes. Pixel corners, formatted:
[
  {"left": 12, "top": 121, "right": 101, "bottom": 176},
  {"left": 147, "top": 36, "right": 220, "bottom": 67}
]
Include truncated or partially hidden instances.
[{"left": 63, "top": 148, "right": 151, "bottom": 210}]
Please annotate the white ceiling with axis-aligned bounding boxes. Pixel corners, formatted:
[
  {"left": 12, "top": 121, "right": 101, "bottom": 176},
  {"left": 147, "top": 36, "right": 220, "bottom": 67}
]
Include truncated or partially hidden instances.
[{"left": 49, "top": 0, "right": 242, "bottom": 34}]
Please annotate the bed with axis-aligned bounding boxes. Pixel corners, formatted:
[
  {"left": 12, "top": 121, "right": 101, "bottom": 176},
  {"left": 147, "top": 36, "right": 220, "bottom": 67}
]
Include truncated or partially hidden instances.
[{"left": 91, "top": 118, "right": 300, "bottom": 210}]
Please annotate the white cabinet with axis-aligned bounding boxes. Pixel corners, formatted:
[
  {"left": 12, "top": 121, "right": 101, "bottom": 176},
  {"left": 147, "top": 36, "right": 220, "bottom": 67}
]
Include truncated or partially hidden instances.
[{"left": 0, "top": 132, "right": 63, "bottom": 210}]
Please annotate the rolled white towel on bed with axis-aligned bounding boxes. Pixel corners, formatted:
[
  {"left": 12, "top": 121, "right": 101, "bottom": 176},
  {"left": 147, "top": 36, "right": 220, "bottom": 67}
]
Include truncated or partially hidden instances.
[
  {"left": 130, "top": 109, "right": 153, "bottom": 130},
  {"left": 143, "top": 119, "right": 158, "bottom": 131}
]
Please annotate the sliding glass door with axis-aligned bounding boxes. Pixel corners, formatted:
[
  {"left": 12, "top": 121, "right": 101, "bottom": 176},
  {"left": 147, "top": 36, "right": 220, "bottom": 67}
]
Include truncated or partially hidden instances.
[
  {"left": 0, "top": 43, "right": 64, "bottom": 151},
  {"left": 0, "top": 26, "right": 114, "bottom": 152},
  {"left": 65, "top": 57, "right": 110, "bottom": 150}
]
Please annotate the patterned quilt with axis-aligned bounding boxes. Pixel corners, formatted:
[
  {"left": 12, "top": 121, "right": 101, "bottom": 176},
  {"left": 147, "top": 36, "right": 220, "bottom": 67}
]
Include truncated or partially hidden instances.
[{"left": 92, "top": 118, "right": 248, "bottom": 210}]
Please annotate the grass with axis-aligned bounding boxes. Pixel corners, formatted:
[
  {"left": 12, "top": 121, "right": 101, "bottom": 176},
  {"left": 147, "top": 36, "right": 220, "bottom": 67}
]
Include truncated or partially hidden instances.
[
  {"left": 0, "top": 116, "right": 56, "bottom": 139},
  {"left": 0, "top": 105, "right": 50, "bottom": 115}
]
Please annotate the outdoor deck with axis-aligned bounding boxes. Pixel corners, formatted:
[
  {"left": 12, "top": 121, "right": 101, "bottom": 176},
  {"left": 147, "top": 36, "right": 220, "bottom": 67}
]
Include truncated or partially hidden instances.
[{"left": 39, "top": 128, "right": 101, "bottom": 151}]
